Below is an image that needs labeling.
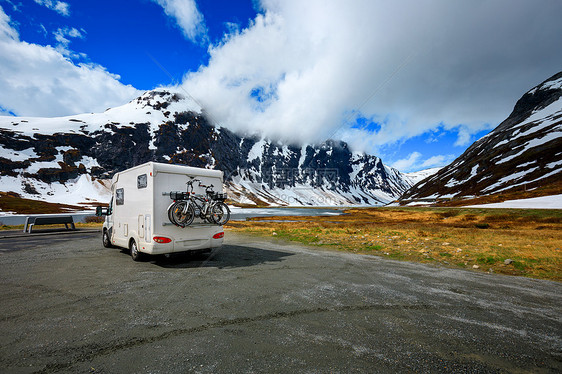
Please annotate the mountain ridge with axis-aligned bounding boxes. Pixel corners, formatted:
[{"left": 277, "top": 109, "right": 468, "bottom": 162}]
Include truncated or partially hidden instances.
[
  {"left": 402, "top": 71, "right": 562, "bottom": 203},
  {"left": 0, "top": 90, "right": 413, "bottom": 209}
]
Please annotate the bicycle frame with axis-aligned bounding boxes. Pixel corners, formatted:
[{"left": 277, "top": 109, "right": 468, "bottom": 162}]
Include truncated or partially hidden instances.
[
  {"left": 181, "top": 180, "right": 219, "bottom": 222},
  {"left": 168, "top": 177, "right": 230, "bottom": 227}
]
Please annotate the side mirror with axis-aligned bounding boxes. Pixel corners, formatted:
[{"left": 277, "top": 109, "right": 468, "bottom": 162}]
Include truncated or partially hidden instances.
[{"left": 96, "top": 206, "right": 109, "bottom": 216}]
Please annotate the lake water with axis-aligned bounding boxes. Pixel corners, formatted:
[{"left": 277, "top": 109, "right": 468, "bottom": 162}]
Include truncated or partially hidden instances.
[
  {"left": 230, "top": 207, "right": 344, "bottom": 220},
  {"left": 0, "top": 207, "right": 344, "bottom": 226}
]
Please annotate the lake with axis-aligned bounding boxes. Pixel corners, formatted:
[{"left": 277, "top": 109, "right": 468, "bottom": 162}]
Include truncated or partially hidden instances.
[{"left": 0, "top": 207, "right": 345, "bottom": 226}]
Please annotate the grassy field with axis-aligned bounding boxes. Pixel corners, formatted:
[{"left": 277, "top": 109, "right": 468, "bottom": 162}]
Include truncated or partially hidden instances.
[{"left": 225, "top": 207, "right": 562, "bottom": 281}]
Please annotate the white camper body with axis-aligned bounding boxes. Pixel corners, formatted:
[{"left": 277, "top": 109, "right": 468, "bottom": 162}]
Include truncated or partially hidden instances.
[{"left": 102, "top": 162, "right": 225, "bottom": 258}]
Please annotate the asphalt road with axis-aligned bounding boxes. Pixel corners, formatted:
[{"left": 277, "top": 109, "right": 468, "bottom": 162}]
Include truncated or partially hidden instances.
[{"left": 0, "top": 230, "right": 560, "bottom": 373}]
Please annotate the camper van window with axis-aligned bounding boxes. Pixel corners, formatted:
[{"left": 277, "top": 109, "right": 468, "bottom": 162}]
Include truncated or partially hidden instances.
[
  {"left": 116, "top": 188, "right": 124, "bottom": 205},
  {"left": 137, "top": 174, "right": 147, "bottom": 189}
]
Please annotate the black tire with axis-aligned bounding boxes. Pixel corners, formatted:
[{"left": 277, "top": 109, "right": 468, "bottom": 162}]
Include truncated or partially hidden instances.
[
  {"left": 102, "top": 229, "right": 113, "bottom": 248},
  {"left": 211, "top": 202, "right": 230, "bottom": 225},
  {"left": 130, "top": 239, "right": 142, "bottom": 261},
  {"left": 203, "top": 206, "right": 215, "bottom": 224},
  {"left": 173, "top": 201, "right": 195, "bottom": 227},
  {"left": 167, "top": 201, "right": 179, "bottom": 226},
  {"left": 168, "top": 201, "right": 195, "bottom": 227}
]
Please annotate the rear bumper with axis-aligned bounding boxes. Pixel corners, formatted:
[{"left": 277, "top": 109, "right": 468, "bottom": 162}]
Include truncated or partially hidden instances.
[{"left": 141, "top": 234, "right": 224, "bottom": 255}]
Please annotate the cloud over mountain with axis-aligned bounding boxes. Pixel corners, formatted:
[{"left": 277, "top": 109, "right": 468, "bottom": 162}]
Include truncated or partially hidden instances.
[
  {"left": 1, "top": 0, "right": 561, "bottom": 174},
  {"left": 181, "top": 0, "right": 562, "bottom": 154}
]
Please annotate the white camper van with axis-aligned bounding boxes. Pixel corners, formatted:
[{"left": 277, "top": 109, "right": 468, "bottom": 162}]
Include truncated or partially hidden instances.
[{"left": 96, "top": 162, "right": 226, "bottom": 260}]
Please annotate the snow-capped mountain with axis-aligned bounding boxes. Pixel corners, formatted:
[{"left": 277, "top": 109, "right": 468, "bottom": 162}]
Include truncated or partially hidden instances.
[
  {"left": 0, "top": 90, "right": 412, "bottom": 208},
  {"left": 404, "top": 167, "right": 442, "bottom": 185},
  {"left": 402, "top": 71, "right": 562, "bottom": 202}
]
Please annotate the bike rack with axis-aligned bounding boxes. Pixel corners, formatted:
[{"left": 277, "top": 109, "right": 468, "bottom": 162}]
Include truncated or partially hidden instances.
[
  {"left": 162, "top": 192, "right": 206, "bottom": 198},
  {"left": 163, "top": 190, "right": 229, "bottom": 228},
  {"left": 162, "top": 222, "right": 219, "bottom": 227}
]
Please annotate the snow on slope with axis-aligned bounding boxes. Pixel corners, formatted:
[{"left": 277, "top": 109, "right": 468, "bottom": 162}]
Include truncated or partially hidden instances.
[
  {"left": 2, "top": 90, "right": 201, "bottom": 137},
  {"left": 1, "top": 89, "right": 412, "bottom": 209},
  {"left": 465, "top": 194, "right": 562, "bottom": 209},
  {"left": 1, "top": 174, "right": 110, "bottom": 206},
  {"left": 404, "top": 167, "right": 442, "bottom": 185},
  {"left": 402, "top": 71, "right": 562, "bottom": 201},
  {"left": 0, "top": 90, "right": 200, "bottom": 208},
  {"left": 226, "top": 177, "right": 396, "bottom": 207}
]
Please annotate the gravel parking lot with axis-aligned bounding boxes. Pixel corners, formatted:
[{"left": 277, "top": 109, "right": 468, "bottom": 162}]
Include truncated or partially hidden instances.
[{"left": 0, "top": 229, "right": 560, "bottom": 373}]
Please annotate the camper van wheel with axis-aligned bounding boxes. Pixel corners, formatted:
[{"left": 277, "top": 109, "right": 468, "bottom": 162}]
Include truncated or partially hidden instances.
[
  {"left": 130, "top": 239, "right": 142, "bottom": 261},
  {"left": 102, "top": 230, "right": 113, "bottom": 248}
]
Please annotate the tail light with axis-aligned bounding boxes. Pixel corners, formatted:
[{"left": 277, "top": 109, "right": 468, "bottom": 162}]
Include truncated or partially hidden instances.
[
  {"left": 212, "top": 232, "right": 224, "bottom": 239},
  {"left": 153, "top": 236, "right": 172, "bottom": 243}
]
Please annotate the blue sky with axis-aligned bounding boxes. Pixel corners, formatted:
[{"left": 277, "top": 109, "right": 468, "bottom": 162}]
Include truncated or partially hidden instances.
[
  {"left": 1, "top": 0, "right": 561, "bottom": 173},
  {"left": 3, "top": 0, "right": 257, "bottom": 88}
]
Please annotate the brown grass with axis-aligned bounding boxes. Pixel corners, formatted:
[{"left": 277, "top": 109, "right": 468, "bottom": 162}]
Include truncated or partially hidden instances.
[
  {"left": 0, "top": 192, "right": 86, "bottom": 214},
  {"left": 225, "top": 207, "right": 562, "bottom": 281}
]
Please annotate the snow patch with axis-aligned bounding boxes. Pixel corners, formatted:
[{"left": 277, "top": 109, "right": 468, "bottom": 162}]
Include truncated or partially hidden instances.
[
  {"left": 465, "top": 194, "right": 562, "bottom": 209},
  {"left": 0, "top": 145, "right": 37, "bottom": 161},
  {"left": 0, "top": 174, "right": 111, "bottom": 209},
  {"left": 247, "top": 139, "right": 265, "bottom": 162},
  {"left": 405, "top": 167, "right": 441, "bottom": 185}
]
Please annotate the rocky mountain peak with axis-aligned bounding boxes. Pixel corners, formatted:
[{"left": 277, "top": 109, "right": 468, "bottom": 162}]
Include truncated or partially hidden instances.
[
  {"left": 497, "top": 71, "right": 562, "bottom": 132},
  {"left": 0, "top": 89, "right": 413, "bottom": 208},
  {"left": 402, "top": 71, "right": 562, "bottom": 202}
]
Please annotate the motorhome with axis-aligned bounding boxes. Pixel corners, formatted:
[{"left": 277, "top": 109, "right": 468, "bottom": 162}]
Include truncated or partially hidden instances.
[{"left": 97, "top": 162, "right": 226, "bottom": 260}]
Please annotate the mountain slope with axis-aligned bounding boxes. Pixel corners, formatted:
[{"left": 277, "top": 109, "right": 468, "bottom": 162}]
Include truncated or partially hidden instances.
[
  {"left": 402, "top": 72, "right": 562, "bottom": 202},
  {"left": 0, "top": 90, "right": 412, "bottom": 209},
  {"left": 404, "top": 167, "right": 441, "bottom": 185}
]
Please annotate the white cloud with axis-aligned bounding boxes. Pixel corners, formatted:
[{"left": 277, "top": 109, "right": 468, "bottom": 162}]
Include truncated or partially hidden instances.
[
  {"left": 152, "top": 0, "right": 207, "bottom": 43},
  {"left": 33, "top": 0, "right": 69, "bottom": 16},
  {"left": 39, "top": 23, "right": 48, "bottom": 37},
  {"left": 391, "top": 152, "right": 455, "bottom": 172},
  {"left": 0, "top": 5, "right": 17, "bottom": 39},
  {"left": 0, "top": 7, "right": 140, "bottom": 117},
  {"left": 421, "top": 154, "right": 456, "bottom": 169},
  {"left": 391, "top": 152, "right": 422, "bottom": 171},
  {"left": 2, "top": 0, "right": 20, "bottom": 12},
  {"left": 53, "top": 26, "right": 84, "bottom": 49},
  {"left": 179, "top": 0, "right": 562, "bottom": 150}
]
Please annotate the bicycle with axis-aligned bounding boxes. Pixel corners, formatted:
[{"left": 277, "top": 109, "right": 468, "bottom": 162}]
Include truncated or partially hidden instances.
[{"left": 167, "top": 178, "right": 230, "bottom": 227}]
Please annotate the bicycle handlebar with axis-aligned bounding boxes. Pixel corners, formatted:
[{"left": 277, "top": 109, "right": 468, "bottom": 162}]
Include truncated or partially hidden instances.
[
  {"left": 183, "top": 179, "right": 216, "bottom": 195},
  {"left": 198, "top": 182, "right": 215, "bottom": 192}
]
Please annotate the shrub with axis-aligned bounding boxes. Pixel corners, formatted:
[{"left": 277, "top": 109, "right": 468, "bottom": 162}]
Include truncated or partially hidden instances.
[
  {"left": 85, "top": 215, "right": 104, "bottom": 223},
  {"left": 439, "top": 210, "right": 459, "bottom": 218}
]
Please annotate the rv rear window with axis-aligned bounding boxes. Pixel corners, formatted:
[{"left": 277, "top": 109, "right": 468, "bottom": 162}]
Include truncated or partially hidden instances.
[
  {"left": 137, "top": 174, "right": 147, "bottom": 189},
  {"left": 116, "top": 188, "right": 124, "bottom": 205}
]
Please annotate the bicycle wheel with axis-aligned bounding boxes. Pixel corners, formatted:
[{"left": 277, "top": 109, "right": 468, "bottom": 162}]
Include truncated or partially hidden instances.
[
  {"left": 210, "top": 202, "right": 230, "bottom": 225},
  {"left": 201, "top": 204, "right": 215, "bottom": 224},
  {"left": 178, "top": 202, "right": 195, "bottom": 226},
  {"left": 167, "top": 201, "right": 180, "bottom": 226},
  {"left": 170, "top": 201, "right": 195, "bottom": 227}
]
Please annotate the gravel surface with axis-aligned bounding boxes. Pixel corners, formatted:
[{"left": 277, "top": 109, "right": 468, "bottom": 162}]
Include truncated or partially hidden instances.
[{"left": 0, "top": 230, "right": 560, "bottom": 373}]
